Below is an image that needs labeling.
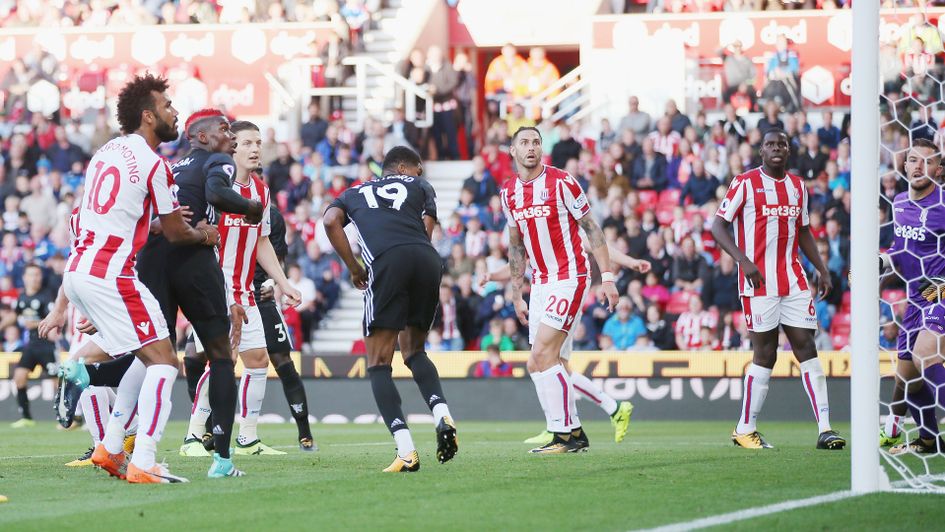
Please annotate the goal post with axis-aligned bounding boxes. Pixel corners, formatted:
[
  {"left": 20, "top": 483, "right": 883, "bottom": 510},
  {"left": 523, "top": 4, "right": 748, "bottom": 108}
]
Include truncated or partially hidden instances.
[{"left": 850, "top": 0, "right": 881, "bottom": 493}]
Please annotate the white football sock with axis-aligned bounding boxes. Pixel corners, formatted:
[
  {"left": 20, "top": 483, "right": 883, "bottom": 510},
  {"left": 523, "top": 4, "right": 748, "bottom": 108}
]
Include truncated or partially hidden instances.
[
  {"left": 735, "top": 364, "right": 771, "bottom": 434},
  {"left": 530, "top": 364, "right": 576, "bottom": 433},
  {"left": 432, "top": 403, "right": 452, "bottom": 424},
  {"left": 102, "top": 357, "right": 147, "bottom": 454},
  {"left": 393, "top": 428, "right": 416, "bottom": 457},
  {"left": 80, "top": 387, "right": 111, "bottom": 446},
  {"left": 186, "top": 368, "right": 211, "bottom": 439},
  {"left": 237, "top": 367, "right": 269, "bottom": 445},
  {"left": 884, "top": 414, "right": 902, "bottom": 438},
  {"left": 570, "top": 372, "right": 618, "bottom": 416},
  {"left": 800, "top": 358, "right": 832, "bottom": 433},
  {"left": 130, "top": 364, "right": 177, "bottom": 470}
]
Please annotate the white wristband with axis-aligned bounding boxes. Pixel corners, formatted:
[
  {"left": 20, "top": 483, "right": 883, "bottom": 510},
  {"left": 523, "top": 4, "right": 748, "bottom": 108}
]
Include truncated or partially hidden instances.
[{"left": 601, "top": 271, "right": 614, "bottom": 283}]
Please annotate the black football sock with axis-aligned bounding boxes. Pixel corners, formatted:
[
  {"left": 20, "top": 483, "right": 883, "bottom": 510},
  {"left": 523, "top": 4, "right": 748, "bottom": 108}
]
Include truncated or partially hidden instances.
[
  {"left": 276, "top": 360, "right": 312, "bottom": 440},
  {"left": 368, "top": 365, "right": 408, "bottom": 435},
  {"left": 184, "top": 356, "right": 205, "bottom": 404},
  {"left": 404, "top": 352, "right": 447, "bottom": 412},
  {"left": 85, "top": 354, "right": 136, "bottom": 387},
  {"left": 208, "top": 359, "right": 237, "bottom": 458},
  {"left": 16, "top": 387, "right": 30, "bottom": 419}
]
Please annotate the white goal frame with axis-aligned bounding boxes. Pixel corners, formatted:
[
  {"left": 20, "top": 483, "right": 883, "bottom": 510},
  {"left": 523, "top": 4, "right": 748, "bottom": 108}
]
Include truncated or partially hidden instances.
[{"left": 850, "top": 0, "right": 881, "bottom": 493}]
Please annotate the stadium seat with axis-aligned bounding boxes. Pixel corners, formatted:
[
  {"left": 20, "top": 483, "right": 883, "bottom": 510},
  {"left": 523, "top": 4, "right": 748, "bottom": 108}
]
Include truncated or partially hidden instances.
[
  {"left": 666, "top": 290, "right": 696, "bottom": 315},
  {"left": 831, "top": 312, "right": 851, "bottom": 336},
  {"left": 840, "top": 291, "right": 851, "bottom": 312},
  {"left": 637, "top": 190, "right": 659, "bottom": 207},
  {"left": 880, "top": 289, "right": 906, "bottom": 304},
  {"left": 832, "top": 333, "right": 850, "bottom": 350},
  {"left": 656, "top": 204, "right": 675, "bottom": 226},
  {"left": 658, "top": 189, "right": 681, "bottom": 206}
]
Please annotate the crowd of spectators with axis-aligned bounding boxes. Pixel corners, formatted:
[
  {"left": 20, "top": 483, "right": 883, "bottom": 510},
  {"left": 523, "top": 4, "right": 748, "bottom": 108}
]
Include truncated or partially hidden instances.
[
  {"left": 3, "top": 3, "right": 942, "bottom": 358},
  {"left": 0, "top": 0, "right": 378, "bottom": 28}
]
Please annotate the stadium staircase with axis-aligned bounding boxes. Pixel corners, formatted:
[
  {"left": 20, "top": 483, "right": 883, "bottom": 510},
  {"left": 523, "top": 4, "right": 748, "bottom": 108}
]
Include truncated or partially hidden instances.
[{"left": 311, "top": 160, "right": 472, "bottom": 354}]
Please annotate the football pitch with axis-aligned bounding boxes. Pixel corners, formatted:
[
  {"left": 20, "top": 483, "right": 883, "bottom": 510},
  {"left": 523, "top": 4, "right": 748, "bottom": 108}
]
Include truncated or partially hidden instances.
[{"left": 0, "top": 420, "right": 942, "bottom": 531}]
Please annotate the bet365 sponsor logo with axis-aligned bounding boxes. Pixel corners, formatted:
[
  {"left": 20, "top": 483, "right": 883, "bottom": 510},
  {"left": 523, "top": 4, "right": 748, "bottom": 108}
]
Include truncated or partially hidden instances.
[
  {"left": 895, "top": 224, "right": 926, "bottom": 241},
  {"left": 223, "top": 216, "right": 258, "bottom": 228},
  {"left": 761, "top": 204, "right": 802, "bottom": 218},
  {"left": 512, "top": 205, "right": 552, "bottom": 221}
]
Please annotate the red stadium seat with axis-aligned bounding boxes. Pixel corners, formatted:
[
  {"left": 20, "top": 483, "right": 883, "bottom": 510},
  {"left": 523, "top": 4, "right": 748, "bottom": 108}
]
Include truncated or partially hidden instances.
[
  {"left": 840, "top": 291, "right": 851, "bottom": 312},
  {"left": 656, "top": 204, "right": 675, "bottom": 226},
  {"left": 880, "top": 289, "right": 906, "bottom": 304},
  {"left": 638, "top": 190, "right": 659, "bottom": 207},
  {"left": 832, "top": 334, "right": 850, "bottom": 350},
  {"left": 666, "top": 290, "right": 696, "bottom": 315},
  {"left": 659, "top": 189, "right": 681, "bottom": 206}
]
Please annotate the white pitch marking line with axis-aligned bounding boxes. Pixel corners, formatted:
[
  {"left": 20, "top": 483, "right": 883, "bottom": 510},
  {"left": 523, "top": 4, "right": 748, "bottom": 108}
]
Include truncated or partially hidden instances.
[{"left": 632, "top": 490, "right": 861, "bottom": 532}]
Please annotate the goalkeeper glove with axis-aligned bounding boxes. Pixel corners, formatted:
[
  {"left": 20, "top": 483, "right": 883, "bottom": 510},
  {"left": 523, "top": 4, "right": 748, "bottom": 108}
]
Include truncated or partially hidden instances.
[{"left": 918, "top": 277, "right": 945, "bottom": 303}]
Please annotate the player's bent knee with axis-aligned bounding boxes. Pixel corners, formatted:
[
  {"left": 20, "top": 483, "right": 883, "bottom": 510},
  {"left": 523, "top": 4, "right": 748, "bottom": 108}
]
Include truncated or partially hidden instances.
[
  {"left": 240, "top": 348, "right": 269, "bottom": 369},
  {"left": 136, "top": 339, "right": 179, "bottom": 367}
]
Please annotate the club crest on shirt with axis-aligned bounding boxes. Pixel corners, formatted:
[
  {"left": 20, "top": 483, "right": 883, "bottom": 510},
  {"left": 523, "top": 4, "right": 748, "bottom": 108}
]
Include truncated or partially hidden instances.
[
  {"left": 222, "top": 164, "right": 235, "bottom": 178},
  {"left": 539, "top": 189, "right": 549, "bottom": 202},
  {"left": 920, "top": 209, "right": 928, "bottom": 224}
]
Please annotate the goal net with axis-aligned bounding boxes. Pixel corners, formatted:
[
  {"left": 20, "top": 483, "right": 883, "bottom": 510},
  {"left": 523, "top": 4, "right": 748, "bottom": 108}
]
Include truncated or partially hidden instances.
[{"left": 874, "top": 7, "right": 945, "bottom": 492}]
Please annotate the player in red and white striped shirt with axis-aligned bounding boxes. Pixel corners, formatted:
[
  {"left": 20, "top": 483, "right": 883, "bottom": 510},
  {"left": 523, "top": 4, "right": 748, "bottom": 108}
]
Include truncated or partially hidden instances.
[
  {"left": 181, "top": 120, "right": 301, "bottom": 457},
  {"left": 502, "top": 126, "right": 618, "bottom": 454},
  {"left": 59, "top": 74, "right": 220, "bottom": 483},
  {"left": 712, "top": 129, "right": 843, "bottom": 451}
]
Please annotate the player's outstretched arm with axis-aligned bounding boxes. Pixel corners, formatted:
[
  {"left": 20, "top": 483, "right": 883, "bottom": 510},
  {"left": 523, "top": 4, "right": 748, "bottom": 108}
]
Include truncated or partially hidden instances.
[
  {"left": 507, "top": 225, "right": 529, "bottom": 325},
  {"left": 711, "top": 215, "right": 764, "bottom": 289},
  {"left": 324, "top": 206, "right": 368, "bottom": 290},
  {"left": 578, "top": 216, "right": 618, "bottom": 311},
  {"left": 38, "top": 285, "right": 69, "bottom": 339},
  {"left": 257, "top": 236, "right": 302, "bottom": 307},
  {"left": 797, "top": 224, "right": 832, "bottom": 299},
  {"left": 161, "top": 209, "right": 219, "bottom": 246}
]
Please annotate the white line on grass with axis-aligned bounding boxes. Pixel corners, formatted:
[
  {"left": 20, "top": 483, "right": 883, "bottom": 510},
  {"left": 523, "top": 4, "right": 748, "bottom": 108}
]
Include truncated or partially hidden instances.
[{"left": 633, "top": 490, "right": 861, "bottom": 532}]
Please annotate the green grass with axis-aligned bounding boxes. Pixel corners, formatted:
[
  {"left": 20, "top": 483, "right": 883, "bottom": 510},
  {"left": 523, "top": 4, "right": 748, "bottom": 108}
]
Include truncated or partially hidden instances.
[{"left": 0, "top": 420, "right": 941, "bottom": 531}]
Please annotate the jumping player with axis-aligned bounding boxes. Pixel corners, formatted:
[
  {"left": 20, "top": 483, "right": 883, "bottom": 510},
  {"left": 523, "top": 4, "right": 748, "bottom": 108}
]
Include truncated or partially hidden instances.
[
  {"left": 501, "top": 126, "right": 619, "bottom": 454},
  {"left": 178, "top": 120, "right": 302, "bottom": 457},
  {"left": 479, "top": 243, "right": 647, "bottom": 445},
  {"left": 881, "top": 138, "right": 945, "bottom": 455},
  {"left": 60, "top": 73, "right": 218, "bottom": 483},
  {"left": 324, "top": 146, "right": 458, "bottom": 472},
  {"left": 711, "top": 129, "right": 845, "bottom": 450}
]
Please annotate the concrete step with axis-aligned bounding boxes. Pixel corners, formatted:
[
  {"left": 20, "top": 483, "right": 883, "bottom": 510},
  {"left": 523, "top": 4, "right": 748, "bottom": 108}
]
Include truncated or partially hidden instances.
[
  {"left": 365, "top": 39, "right": 397, "bottom": 54},
  {"left": 311, "top": 340, "right": 355, "bottom": 353},
  {"left": 320, "top": 318, "right": 363, "bottom": 330},
  {"left": 313, "top": 329, "right": 361, "bottom": 341},
  {"left": 330, "top": 308, "right": 364, "bottom": 320}
]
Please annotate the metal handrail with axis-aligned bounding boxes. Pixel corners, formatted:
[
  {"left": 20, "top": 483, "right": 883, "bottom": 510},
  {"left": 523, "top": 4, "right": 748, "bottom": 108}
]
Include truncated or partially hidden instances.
[
  {"left": 497, "top": 65, "right": 588, "bottom": 122},
  {"left": 338, "top": 55, "right": 433, "bottom": 127}
]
